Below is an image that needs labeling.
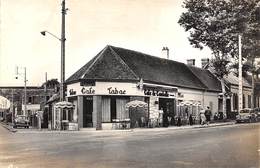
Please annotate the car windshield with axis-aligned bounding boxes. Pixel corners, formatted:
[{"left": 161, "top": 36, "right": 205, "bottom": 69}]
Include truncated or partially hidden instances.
[
  {"left": 240, "top": 110, "right": 250, "bottom": 114},
  {"left": 17, "top": 116, "right": 27, "bottom": 120}
]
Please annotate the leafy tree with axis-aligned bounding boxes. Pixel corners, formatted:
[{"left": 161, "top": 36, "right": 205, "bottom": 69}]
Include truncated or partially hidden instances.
[
  {"left": 178, "top": 0, "right": 260, "bottom": 116},
  {"left": 42, "top": 79, "right": 60, "bottom": 90}
]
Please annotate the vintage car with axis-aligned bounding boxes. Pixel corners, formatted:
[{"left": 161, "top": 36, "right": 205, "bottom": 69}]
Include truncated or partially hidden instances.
[
  {"left": 236, "top": 108, "right": 256, "bottom": 123},
  {"left": 13, "top": 115, "right": 29, "bottom": 128}
]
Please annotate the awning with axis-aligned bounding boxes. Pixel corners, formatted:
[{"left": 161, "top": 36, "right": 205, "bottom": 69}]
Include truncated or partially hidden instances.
[
  {"left": 46, "top": 93, "right": 59, "bottom": 104},
  {"left": 54, "top": 101, "right": 74, "bottom": 109},
  {"left": 125, "top": 100, "right": 148, "bottom": 108}
]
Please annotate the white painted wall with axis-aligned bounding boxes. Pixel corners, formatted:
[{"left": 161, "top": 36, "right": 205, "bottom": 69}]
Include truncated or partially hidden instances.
[
  {"left": 178, "top": 88, "right": 219, "bottom": 113},
  {"left": 231, "top": 86, "right": 252, "bottom": 109}
]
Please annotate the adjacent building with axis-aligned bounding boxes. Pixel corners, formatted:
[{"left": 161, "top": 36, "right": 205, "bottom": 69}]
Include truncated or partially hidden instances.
[{"left": 0, "top": 86, "right": 56, "bottom": 127}]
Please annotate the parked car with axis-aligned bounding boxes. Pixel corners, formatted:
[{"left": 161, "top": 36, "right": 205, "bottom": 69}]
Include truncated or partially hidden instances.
[
  {"left": 13, "top": 115, "right": 29, "bottom": 128},
  {"left": 253, "top": 108, "right": 260, "bottom": 122},
  {"left": 236, "top": 108, "right": 256, "bottom": 123}
]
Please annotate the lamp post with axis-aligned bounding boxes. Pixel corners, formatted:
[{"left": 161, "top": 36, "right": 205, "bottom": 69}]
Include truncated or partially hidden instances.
[
  {"left": 238, "top": 35, "right": 243, "bottom": 114},
  {"left": 15, "top": 66, "right": 27, "bottom": 116},
  {"left": 41, "top": 0, "right": 67, "bottom": 102}
]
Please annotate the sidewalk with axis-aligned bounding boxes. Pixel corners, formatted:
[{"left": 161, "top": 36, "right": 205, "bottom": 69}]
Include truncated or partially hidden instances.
[
  {"left": 1, "top": 121, "right": 236, "bottom": 134},
  {"left": 133, "top": 121, "right": 236, "bottom": 133},
  {"left": 0, "top": 122, "right": 17, "bottom": 133}
]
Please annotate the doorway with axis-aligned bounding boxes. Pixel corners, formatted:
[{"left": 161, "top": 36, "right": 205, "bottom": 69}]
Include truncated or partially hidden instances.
[
  {"left": 159, "top": 98, "right": 176, "bottom": 126},
  {"left": 83, "top": 97, "right": 93, "bottom": 127}
]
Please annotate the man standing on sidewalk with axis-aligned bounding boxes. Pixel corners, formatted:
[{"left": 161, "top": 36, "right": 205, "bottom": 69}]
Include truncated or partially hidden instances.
[{"left": 205, "top": 106, "right": 212, "bottom": 125}]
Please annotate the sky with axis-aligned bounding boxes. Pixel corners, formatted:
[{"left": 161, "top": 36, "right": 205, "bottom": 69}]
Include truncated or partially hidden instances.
[{"left": 0, "top": 0, "right": 212, "bottom": 86}]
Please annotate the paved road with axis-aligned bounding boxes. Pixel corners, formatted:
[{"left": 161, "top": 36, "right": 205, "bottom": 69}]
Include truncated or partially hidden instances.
[{"left": 0, "top": 123, "right": 259, "bottom": 168}]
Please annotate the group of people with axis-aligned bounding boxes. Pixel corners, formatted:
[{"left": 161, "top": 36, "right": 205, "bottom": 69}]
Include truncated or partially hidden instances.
[
  {"left": 158, "top": 106, "right": 213, "bottom": 127},
  {"left": 200, "top": 106, "right": 212, "bottom": 125}
]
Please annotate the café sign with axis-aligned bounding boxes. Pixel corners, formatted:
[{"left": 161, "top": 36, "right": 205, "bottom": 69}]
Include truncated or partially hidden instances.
[{"left": 81, "top": 86, "right": 95, "bottom": 94}]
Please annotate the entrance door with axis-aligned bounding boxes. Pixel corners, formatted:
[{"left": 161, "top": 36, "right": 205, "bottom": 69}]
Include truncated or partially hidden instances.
[
  {"left": 159, "top": 98, "right": 175, "bottom": 126},
  {"left": 83, "top": 97, "right": 93, "bottom": 127},
  {"left": 226, "top": 99, "right": 231, "bottom": 119}
]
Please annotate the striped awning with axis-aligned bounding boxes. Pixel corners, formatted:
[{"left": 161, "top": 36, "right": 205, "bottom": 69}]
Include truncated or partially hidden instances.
[
  {"left": 125, "top": 100, "right": 148, "bottom": 108},
  {"left": 54, "top": 101, "right": 74, "bottom": 109}
]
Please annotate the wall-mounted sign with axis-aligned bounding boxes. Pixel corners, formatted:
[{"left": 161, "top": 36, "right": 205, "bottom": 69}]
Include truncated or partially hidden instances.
[
  {"left": 144, "top": 89, "right": 169, "bottom": 97},
  {"left": 80, "top": 80, "right": 95, "bottom": 86},
  {"left": 178, "top": 92, "right": 184, "bottom": 98},
  {"left": 81, "top": 87, "right": 95, "bottom": 94},
  {"left": 69, "top": 89, "right": 76, "bottom": 95},
  {"left": 107, "top": 87, "right": 126, "bottom": 94}
]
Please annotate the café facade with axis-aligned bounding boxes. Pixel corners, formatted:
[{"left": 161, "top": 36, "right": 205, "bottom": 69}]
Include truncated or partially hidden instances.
[{"left": 64, "top": 45, "right": 222, "bottom": 130}]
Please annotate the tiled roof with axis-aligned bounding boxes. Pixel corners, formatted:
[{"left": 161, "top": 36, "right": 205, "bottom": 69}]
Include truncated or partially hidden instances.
[
  {"left": 66, "top": 46, "right": 138, "bottom": 83},
  {"left": 66, "top": 45, "right": 221, "bottom": 91},
  {"left": 110, "top": 46, "right": 206, "bottom": 90},
  {"left": 187, "top": 66, "right": 222, "bottom": 92},
  {"left": 224, "top": 72, "right": 252, "bottom": 88}
]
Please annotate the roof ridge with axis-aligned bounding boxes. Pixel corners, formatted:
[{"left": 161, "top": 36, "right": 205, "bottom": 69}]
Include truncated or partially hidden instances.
[
  {"left": 108, "top": 46, "right": 139, "bottom": 79},
  {"left": 109, "top": 45, "right": 186, "bottom": 65},
  {"left": 80, "top": 45, "right": 109, "bottom": 79}
]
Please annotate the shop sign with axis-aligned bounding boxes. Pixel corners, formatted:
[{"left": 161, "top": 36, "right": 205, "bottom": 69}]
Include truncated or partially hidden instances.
[
  {"left": 178, "top": 92, "right": 184, "bottom": 98},
  {"left": 144, "top": 89, "right": 169, "bottom": 97},
  {"left": 81, "top": 86, "right": 95, "bottom": 94},
  {"left": 69, "top": 89, "right": 76, "bottom": 95},
  {"left": 107, "top": 87, "right": 126, "bottom": 94}
]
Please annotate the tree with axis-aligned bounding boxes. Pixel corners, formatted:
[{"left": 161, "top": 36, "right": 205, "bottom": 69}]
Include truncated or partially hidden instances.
[
  {"left": 42, "top": 79, "right": 60, "bottom": 91},
  {"left": 178, "top": 0, "right": 260, "bottom": 116}
]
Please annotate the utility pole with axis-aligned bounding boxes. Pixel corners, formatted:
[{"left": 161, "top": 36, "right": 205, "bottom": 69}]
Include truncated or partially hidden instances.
[
  {"left": 238, "top": 35, "right": 243, "bottom": 113},
  {"left": 16, "top": 66, "right": 27, "bottom": 117},
  {"left": 12, "top": 89, "right": 14, "bottom": 124},
  {"left": 60, "top": 0, "right": 67, "bottom": 102},
  {"left": 24, "top": 67, "right": 27, "bottom": 116}
]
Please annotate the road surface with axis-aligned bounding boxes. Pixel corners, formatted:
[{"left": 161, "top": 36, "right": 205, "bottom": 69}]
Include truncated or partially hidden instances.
[{"left": 0, "top": 123, "right": 259, "bottom": 168}]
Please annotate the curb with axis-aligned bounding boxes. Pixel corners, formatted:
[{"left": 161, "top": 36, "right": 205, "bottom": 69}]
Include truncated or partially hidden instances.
[
  {"left": 133, "top": 122, "right": 236, "bottom": 132},
  {"left": 5, "top": 121, "right": 236, "bottom": 134},
  {"left": 0, "top": 122, "right": 17, "bottom": 133},
  {"left": 192, "top": 122, "right": 235, "bottom": 129}
]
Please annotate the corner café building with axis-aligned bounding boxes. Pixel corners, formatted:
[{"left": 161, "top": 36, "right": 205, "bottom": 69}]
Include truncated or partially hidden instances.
[{"left": 65, "top": 45, "right": 221, "bottom": 130}]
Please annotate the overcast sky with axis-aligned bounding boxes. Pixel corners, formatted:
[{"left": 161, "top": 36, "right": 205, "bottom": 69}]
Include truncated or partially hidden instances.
[{"left": 0, "top": 0, "right": 212, "bottom": 86}]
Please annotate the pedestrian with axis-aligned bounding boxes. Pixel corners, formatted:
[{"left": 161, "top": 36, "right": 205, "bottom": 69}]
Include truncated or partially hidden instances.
[
  {"left": 200, "top": 112, "right": 206, "bottom": 125},
  {"left": 158, "top": 108, "right": 163, "bottom": 127},
  {"left": 177, "top": 116, "right": 182, "bottom": 127},
  {"left": 205, "top": 106, "right": 212, "bottom": 125},
  {"left": 214, "top": 112, "right": 218, "bottom": 121},
  {"left": 189, "top": 114, "right": 193, "bottom": 126}
]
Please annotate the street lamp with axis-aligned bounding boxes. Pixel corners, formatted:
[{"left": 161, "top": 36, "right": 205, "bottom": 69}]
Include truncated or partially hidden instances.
[
  {"left": 41, "top": 0, "right": 67, "bottom": 102},
  {"left": 40, "top": 31, "right": 61, "bottom": 41}
]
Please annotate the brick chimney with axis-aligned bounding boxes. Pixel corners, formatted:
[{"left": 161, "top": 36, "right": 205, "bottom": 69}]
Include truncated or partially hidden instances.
[
  {"left": 201, "top": 58, "right": 210, "bottom": 68},
  {"left": 162, "top": 47, "right": 169, "bottom": 59},
  {"left": 187, "top": 59, "right": 195, "bottom": 66}
]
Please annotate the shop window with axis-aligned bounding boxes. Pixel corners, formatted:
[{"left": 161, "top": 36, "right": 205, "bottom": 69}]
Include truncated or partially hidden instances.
[
  {"left": 108, "top": 97, "right": 130, "bottom": 122},
  {"left": 68, "top": 109, "right": 72, "bottom": 121},
  {"left": 248, "top": 95, "right": 251, "bottom": 108},
  {"left": 111, "top": 97, "right": 116, "bottom": 121},
  {"left": 243, "top": 94, "right": 245, "bottom": 108},
  {"left": 28, "top": 97, "right": 32, "bottom": 104},
  {"left": 233, "top": 93, "right": 238, "bottom": 110},
  {"left": 116, "top": 98, "right": 129, "bottom": 120},
  {"left": 63, "top": 110, "right": 66, "bottom": 120}
]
